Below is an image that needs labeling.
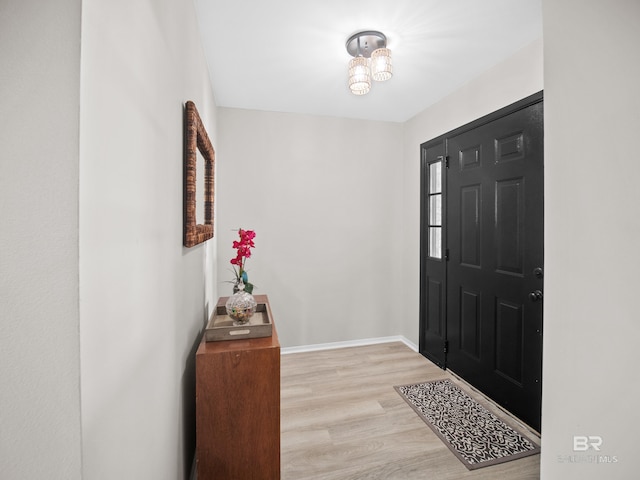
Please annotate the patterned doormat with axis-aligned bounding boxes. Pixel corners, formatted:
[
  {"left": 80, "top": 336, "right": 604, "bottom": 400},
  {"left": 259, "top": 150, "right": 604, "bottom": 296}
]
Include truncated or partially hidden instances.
[{"left": 395, "top": 379, "right": 540, "bottom": 470}]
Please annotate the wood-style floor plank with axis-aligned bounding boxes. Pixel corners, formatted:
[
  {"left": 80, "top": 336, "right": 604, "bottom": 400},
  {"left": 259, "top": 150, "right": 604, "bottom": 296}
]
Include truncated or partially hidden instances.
[{"left": 281, "top": 342, "right": 540, "bottom": 480}]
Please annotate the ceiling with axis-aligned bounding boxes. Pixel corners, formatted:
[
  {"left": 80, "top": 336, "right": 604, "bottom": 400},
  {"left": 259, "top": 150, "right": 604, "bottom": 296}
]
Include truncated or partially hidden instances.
[{"left": 194, "top": 0, "right": 542, "bottom": 123}]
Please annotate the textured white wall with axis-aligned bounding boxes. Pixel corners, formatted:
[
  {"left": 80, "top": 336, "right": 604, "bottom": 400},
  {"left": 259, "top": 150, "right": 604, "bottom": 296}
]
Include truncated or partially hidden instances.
[
  {"left": 79, "top": 0, "right": 217, "bottom": 478},
  {"left": 216, "top": 108, "right": 404, "bottom": 348},
  {"left": 541, "top": 1, "right": 640, "bottom": 478},
  {"left": 400, "top": 38, "right": 544, "bottom": 345},
  {"left": 0, "top": 1, "right": 83, "bottom": 478}
]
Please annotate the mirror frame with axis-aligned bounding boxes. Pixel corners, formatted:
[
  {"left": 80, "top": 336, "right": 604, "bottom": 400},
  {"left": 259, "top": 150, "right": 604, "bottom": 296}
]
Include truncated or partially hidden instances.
[{"left": 184, "top": 101, "right": 215, "bottom": 247}]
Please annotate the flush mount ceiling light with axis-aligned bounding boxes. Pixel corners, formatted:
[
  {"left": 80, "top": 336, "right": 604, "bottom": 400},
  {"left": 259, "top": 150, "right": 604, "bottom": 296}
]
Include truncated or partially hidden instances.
[{"left": 345, "top": 30, "right": 393, "bottom": 96}]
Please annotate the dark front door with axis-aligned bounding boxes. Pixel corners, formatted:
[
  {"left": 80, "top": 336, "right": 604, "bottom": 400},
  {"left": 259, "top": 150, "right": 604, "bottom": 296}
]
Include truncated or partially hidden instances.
[{"left": 420, "top": 92, "right": 544, "bottom": 431}]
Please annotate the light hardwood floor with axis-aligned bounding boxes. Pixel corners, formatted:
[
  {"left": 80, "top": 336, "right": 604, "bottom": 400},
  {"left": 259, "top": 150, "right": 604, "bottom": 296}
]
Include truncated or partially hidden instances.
[{"left": 281, "top": 342, "right": 540, "bottom": 479}]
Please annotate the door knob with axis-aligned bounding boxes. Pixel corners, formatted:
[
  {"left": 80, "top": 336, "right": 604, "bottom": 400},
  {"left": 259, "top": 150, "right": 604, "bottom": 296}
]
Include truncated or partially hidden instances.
[{"left": 529, "top": 290, "right": 543, "bottom": 302}]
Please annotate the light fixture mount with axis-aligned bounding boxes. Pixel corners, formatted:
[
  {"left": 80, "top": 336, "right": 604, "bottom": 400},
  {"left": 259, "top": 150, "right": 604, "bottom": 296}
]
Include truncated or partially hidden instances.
[{"left": 345, "top": 31, "right": 387, "bottom": 58}]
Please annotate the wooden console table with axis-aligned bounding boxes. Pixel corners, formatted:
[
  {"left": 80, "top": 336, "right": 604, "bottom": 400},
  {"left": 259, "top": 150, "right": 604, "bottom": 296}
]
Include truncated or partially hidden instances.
[{"left": 196, "top": 295, "right": 280, "bottom": 479}]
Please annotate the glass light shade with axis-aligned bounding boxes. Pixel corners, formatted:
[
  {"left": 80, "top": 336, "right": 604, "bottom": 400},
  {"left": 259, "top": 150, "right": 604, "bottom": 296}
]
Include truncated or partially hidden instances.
[
  {"left": 371, "top": 48, "right": 393, "bottom": 82},
  {"left": 348, "top": 56, "right": 371, "bottom": 95}
]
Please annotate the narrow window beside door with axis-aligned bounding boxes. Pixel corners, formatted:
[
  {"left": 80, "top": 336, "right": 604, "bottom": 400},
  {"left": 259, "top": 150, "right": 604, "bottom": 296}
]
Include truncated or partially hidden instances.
[{"left": 428, "top": 160, "right": 442, "bottom": 259}]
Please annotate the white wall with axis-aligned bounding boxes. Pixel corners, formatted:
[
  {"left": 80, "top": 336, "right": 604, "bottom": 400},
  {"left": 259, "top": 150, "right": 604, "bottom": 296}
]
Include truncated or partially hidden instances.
[
  {"left": 79, "top": 0, "right": 217, "bottom": 478},
  {"left": 400, "top": 38, "right": 544, "bottom": 345},
  {"left": 541, "top": 1, "right": 640, "bottom": 478},
  {"left": 0, "top": 1, "right": 83, "bottom": 478},
  {"left": 216, "top": 108, "right": 404, "bottom": 348}
]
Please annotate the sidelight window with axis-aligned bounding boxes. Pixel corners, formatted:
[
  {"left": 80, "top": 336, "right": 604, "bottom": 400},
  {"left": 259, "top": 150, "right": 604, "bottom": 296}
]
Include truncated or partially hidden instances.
[{"left": 428, "top": 160, "right": 443, "bottom": 259}]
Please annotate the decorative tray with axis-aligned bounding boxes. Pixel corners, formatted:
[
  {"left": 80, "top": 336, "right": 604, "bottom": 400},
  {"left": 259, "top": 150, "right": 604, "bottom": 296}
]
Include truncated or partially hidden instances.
[{"left": 204, "top": 301, "right": 272, "bottom": 342}]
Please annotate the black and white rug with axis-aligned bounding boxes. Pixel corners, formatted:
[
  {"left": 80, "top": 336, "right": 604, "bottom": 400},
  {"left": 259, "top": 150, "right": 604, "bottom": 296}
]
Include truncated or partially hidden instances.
[{"left": 395, "top": 379, "right": 540, "bottom": 470}]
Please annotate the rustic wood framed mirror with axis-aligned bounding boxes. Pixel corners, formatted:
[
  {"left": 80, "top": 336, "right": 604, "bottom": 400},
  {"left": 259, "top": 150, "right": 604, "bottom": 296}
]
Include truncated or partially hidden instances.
[{"left": 184, "top": 101, "right": 215, "bottom": 247}]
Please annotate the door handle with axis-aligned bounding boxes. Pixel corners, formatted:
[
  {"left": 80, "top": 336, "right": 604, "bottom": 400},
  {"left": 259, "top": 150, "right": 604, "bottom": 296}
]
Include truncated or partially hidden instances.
[{"left": 529, "top": 290, "right": 543, "bottom": 302}]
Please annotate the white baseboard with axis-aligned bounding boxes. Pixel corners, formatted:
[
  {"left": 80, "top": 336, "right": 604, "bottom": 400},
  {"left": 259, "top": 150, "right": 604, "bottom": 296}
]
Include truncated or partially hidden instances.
[{"left": 281, "top": 335, "right": 418, "bottom": 355}]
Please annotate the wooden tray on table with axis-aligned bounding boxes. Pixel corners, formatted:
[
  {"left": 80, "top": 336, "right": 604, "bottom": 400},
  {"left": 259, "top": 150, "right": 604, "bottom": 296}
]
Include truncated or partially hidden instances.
[{"left": 204, "top": 299, "right": 273, "bottom": 342}]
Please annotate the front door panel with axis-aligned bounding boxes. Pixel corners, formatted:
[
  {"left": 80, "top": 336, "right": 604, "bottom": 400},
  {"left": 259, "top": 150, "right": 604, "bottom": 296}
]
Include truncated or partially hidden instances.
[{"left": 446, "top": 99, "right": 544, "bottom": 431}]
